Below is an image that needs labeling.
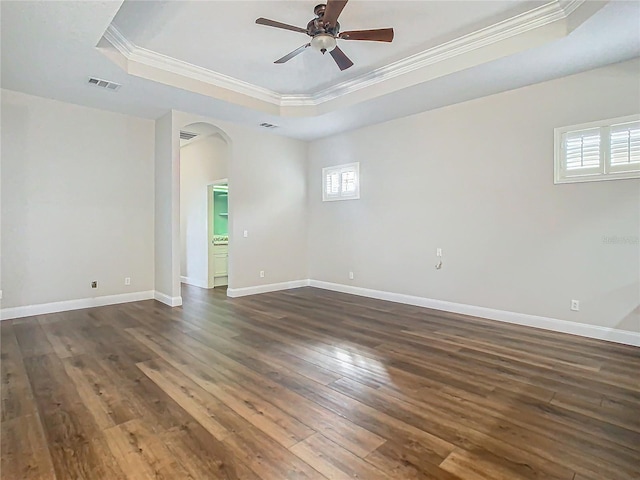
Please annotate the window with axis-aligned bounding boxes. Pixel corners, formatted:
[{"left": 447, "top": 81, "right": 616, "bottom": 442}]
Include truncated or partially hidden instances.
[
  {"left": 554, "top": 115, "right": 640, "bottom": 184},
  {"left": 322, "top": 162, "right": 360, "bottom": 201}
]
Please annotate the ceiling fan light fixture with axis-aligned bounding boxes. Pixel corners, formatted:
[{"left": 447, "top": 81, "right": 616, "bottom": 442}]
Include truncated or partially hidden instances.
[{"left": 311, "top": 34, "right": 337, "bottom": 54}]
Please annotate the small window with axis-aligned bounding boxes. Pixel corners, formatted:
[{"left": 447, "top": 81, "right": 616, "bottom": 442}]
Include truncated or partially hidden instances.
[
  {"left": 554, "top": 115, "right": 640, "bottom": 184},
  {"left": 323, "top": 163, "right": 360, "bottom": 201}
]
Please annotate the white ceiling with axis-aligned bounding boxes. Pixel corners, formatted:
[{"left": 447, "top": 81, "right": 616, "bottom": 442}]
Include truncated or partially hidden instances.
[
  {"left": 111, "top": 0, "right": 546, "bottom": 94},
  {"left": 1, "top": 1, "right": 639, "bottom": 141}
]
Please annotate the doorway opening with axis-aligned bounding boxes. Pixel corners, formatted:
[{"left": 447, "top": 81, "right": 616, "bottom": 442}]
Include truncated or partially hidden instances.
[
  {"left": 209, "top": 181, "right": 228, "bottom": 288},
  {"left": 179, "top": 122, "right": 230, "bottom": 290}
]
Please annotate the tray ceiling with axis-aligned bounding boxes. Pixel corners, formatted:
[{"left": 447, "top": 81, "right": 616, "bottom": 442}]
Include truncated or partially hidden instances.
[
  {"left": 110, "top": 1, "right": 547, "bottom": 95},
  {"left": 101, "top": 0, "right": 610, "bottom": 117},
  {"left": 2, "top": 0, "right": 638, "bottom": 140}
]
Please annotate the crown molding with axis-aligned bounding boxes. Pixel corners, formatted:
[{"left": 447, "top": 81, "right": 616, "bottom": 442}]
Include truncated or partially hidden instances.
[
  {"left": 309, "top": 0, "right": 584, "bottom": 105},
  {"left": 104, "top": 25, "right": 282, "bottom": 105},
  {"left": 103, "top": 0, "right": 585, "bottom": 110},
  {"left": 559, "top": 0, "right": 588, "bottom": 17}
]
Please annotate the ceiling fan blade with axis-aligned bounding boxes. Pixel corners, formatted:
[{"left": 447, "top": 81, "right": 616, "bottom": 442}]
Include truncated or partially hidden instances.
[
  {"left": 275, "top": 43, "right": 310, "bottom": 64},
  {"left": 322, "top": 0, "right": 349, "bottom": 27},
  {"left": 256, "top": 17, "right": 308, "bottom": 34},
  {"left": 339, "top": 28, "right": 394, "bottom": 42},
  {"left": 329, "top": 46, "right": 354, "bottom": 71}
]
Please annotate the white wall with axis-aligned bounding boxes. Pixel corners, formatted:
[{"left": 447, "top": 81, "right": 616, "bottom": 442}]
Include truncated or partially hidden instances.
[
  {"left": 1, "top": 89, "right": 155, "bottom": 309},
  {"left": 170, "top": 111, "right": 309, "bottom": 294},
  {"left": 180, "top": 134, "right": 228, "bottom": 286},
  {"left": 4, "top": 60, "right": 638, "bottom": 342},
  {"left": 154, "top": 112, "right": 177, "bottom": 302},
  {"left": 226, "top": 127, "right": 309, "bottom": 289},
  {"left": 307, "top": 59, "right": 640, "bottom": 334}
]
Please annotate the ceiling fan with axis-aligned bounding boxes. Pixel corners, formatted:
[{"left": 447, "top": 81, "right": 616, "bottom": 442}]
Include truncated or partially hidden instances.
[{"left": 256, "top": 0, "right": 394, "bottom": 71}]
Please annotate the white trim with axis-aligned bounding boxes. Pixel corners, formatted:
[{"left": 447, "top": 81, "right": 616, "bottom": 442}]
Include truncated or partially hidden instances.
[
  {"left": 559, "top": 0, "right": 588, "bottom": 17},
  {"left": 154, "top": 291, "right": 183, "bottom": 307},
  {"left": 103, "top": 0, "right": 581, "bottom": 110},
  {"left": 227, "top": 280, "right": 310, "bottom": 298},
  {"left": 308, "top": 280, "right": 640, "bottom": 347},
  {"left": 309, "top": 0, "right": 577, "bottom": 106},
  {"left": 554, "top": 114, "right": 640, "bottom": 184},
  {"left": 104, "top": 26, "right": 281, "bottom": 105},
  {"left": 322, "top": 162, "right": 360, "bottom": 202},
  {"left": 554, "top": 114, "right": 640, "bottom": 135},
  {"left": 0, "top": 291, "right": 155, "bottom": 321},
  {"left": 2, "top": 279, "right": 636, "bottom": 346},
  {"left": 180, "top": 275, "right": 209, "bottom": 289}
]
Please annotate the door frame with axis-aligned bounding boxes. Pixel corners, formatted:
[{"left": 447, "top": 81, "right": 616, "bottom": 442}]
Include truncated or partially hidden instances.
[{"left": 207, "top": 178, "right": 229, "bottom": 288}]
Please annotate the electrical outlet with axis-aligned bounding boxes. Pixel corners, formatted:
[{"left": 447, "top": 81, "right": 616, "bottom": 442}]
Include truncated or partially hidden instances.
[
  {"left": 259, "top": 270, "right": 265, "bottom": 278},
  {"left": 349, "top": 271, "right": 354, "bottom": 280},
  {"left": 243, "top": 230, "right": 248, "bottom": 238},
  {"left": 91, "top": 281, "right": 98, "bottom": 288},
  {"left": 571, "top": 299, "right": 579, "bottom": 311},
  {"left": 125, "top": 277, "right": 131, "bottom": 286},
  {"left": 436, "top": 248, "right": 442, "bottom": 257}
]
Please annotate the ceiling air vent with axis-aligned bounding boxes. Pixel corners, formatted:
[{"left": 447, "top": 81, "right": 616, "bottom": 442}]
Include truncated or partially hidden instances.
[
  {"left": 180, "top": 131, "right": 198, "bottom": 141},
  {"left": 87, "top": 77, "right": 121, "bottom": 91},
  {"left": 260, "top": 122, "right": 278, "bottom": 129}
]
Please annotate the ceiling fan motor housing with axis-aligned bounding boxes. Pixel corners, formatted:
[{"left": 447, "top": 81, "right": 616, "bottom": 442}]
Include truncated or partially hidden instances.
[
  {"left": 308, "top": 4, "right": 340, "bottom": 36},
  {"left": 313, "top": 4, "right": 326, "bottom": 16}
]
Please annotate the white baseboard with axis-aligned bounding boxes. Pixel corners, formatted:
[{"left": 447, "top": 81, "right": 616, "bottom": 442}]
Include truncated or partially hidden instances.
[
  {"left": 154, "top": 291, "right": 183, "bottom": 307},
  {"left": 309, "top": 280, "right": 640, "bottom": 347},
  {"left": 180, "top": 275, "right": 209, "bottom": 289},
  {"left": 227, "top": 279, "right": 310, "bottom": 298},
  {"left": 0, "top": 291, "right": 155, "bottom": 321},
  {"left": 3, "top": 279, "right": 636, "bottom": 346}
]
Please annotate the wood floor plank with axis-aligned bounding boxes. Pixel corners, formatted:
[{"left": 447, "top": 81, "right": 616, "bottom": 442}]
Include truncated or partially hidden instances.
[
  {"left": 61, "top": 354, "right": 142, "bottom": 429},
  {"left": 64, "top": 322, "right": 201, "bottom": 435},
  {"left": 103, "top": 418, "right": 192, "bottom": 479},
  {"left": 550, "top": 391, "right": 640, "bottom": 433},
  {"left": 342, "top": 375, "right": 639, "bottom": 480},
  {"left": 127, "top": 328, "right": 319, "bottom": 449},
  {"left": 178, "top": 329, "right": 390, "bottom": 456},
  {"left": 2, "top": 285, "right": 638, "bottom": 479},
  {"left": 223, "top": 424, "right": 327, "bottom": 480},
  {"left": 290, "top": 432, "right": 390, "bottom": 480},
  {"left": 329, "top": 376, "right": 576, "bottom": 480},
  {"left": 1, "top": 322, "right": 39, "bottom": 422},
  {"left": 39, "top": 318, "right": 86, "bottom": 359},
  {"left": 22, "top": 353, "right": 126, "bottom": 479},
  {"left": 160, "top": 421, "right": 261, "bottom": 480},
  {"left": 0, "top": 414, "right": 56, "bottom": 480},
  {"left": 365, "top": 441, "right": 465, "bottom": 480},
  {"left": 170, "top": 330, "right": 458, "bottom": 471},
  {"left": 126, "top": 326, "right": 384, "bottom": 457},
  {"left": 481, "top": 386, "right": 640, "bottom": 451},
  {"left": 136, "top": 358, "right": 250, "bottom": 441},
  {"left": 440, "top": 447, "right": 547, "bottom": 480},
  {"left": 13, "top": 320, "right": 54, "bottom": 358}
]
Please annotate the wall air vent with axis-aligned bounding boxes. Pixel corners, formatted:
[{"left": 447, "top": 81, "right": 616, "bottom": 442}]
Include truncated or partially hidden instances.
[
  {"left": 87, "top": 77, "right": 121, "bottom": 91},
  {"left": 180, "top": 131, "right": 198, "bottom": 141},
  {"left": 259, "top": 122, "right": 278, "bottom": 129}
]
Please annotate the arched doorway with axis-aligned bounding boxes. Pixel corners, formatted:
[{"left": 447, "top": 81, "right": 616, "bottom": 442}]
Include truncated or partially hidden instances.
[{"left": 178, "top": 122, "right": 231, "bottom": 293}]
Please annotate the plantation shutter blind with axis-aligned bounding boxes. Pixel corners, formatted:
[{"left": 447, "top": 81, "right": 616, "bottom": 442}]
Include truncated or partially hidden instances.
[
  {"left": 554, "top": 115, "right": 640, "bottom": 183},
  {"left": 563, "top": 128, "right": 601, "bottom": 172},
  {"left": 322, "top": 163, "right": 360, "bottom": 201},
  {"left": 341, "top": 170, "right": 357, "bottom": 193},
  {"left": 325, "top": 170, "right": 341, "bottom": 198},
  {"left": 609, "top": 121, "right": 640, "bottom": 172}
]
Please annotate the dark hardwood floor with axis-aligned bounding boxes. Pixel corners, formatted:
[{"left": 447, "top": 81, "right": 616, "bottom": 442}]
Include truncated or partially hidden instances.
[{"left": 2, "top": 285, "right": 639, "bottom": 479}]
